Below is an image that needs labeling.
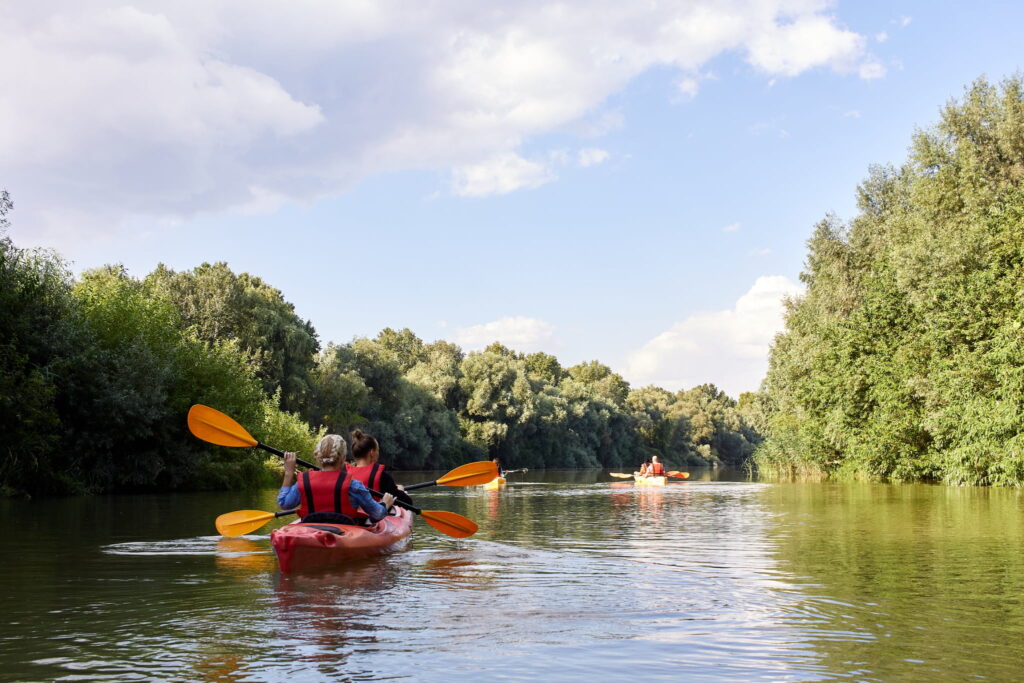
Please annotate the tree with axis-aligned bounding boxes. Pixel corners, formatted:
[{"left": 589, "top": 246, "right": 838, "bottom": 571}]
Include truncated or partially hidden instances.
[{"left": 146, "top": 262, "right": 319, "bottom": 412}]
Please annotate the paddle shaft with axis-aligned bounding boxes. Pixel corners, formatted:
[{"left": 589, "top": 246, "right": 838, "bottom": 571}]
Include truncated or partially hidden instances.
[
  {"left": 369, "top": 489, "right": 422, "bottom": 515},
  {"left": 256, "top": 442, "right": 319, "bottom": 470}
]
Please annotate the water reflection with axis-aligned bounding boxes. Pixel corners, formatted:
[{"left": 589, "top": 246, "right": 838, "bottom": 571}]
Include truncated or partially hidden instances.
[{"left": 1, "top": 472, "right": 1023, "bottom": 681}]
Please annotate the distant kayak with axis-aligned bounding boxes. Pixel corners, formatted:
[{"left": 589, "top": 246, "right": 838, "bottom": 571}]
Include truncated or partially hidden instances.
[
  {"left": 483, "top": 476, "right": 507, "bottom": 489},
  {"left": 633, "top": 475, "right": 667, "bottom": 487},
  {"left": 270, "top": 507, "right": 414, "bottom": 573}
]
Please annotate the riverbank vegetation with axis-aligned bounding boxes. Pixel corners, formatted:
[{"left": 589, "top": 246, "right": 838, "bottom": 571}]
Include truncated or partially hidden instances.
[
  {"left": 1, "top": 192, "right": 757, "bottom": 496},
  {"left": 755, "top": 76, "right": 1024, "bottom": 486}
]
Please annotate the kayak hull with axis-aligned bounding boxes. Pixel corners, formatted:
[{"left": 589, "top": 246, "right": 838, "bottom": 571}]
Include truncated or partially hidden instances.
[
  {"left": 483, "top": 476, "right": 506, "bottom": 489},
  {"left": 270, "top": 507, "right": 414, "bottom": 573},
  {"left": 634, "top": 475, "right": 667, "bottom": 486}
]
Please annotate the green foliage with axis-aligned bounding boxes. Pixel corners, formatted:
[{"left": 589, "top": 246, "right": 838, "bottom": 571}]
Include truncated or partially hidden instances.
[
  {"left": 758, "top": 75, "right": 1024, "bottom": 486},
  {"left": 145, "top": 262, "right": 319, "bottom": 412},
  {"left": 0, "top": 209, "right": 79, "bottom": 494},
  {"left": 1, "top": 184, "right": 762, "bottom": 496}
]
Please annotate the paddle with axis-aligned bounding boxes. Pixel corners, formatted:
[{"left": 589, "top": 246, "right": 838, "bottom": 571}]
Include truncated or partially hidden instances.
[
  {"left": 189, "top": 404, "right": 480, "bottom": 538},
  {"left": 187, "top": 404, "right": 317, "bottom": 469},
  {"left": 609, "top": 470, "right": 689, "bottom": 480},
  {"left": 215, "top": 504, "right": 478, "bottom": 538},
  {"left": 404, "top": 460, "right": 499, "bottom": 491},
  {"left": 502, "top": 468, "right": 528, "bottom": 476},
  {"left": 216, "top": 508, "right": 299, "bottom": 537}
]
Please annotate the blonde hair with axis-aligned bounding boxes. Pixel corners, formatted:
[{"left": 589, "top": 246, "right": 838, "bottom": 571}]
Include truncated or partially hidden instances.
[{"left": 314, "top": 434, "right": 348, "bottom": 465}]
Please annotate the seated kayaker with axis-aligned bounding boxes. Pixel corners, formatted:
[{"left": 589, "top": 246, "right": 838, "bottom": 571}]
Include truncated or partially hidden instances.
[
  {"left": 492, "top": 457, "right": 506, "bottom": 478},
  {"left": 277, "top": 434, "right": 395, "bottom": 525},
  {"left": 348, "top": 429, "right": 413, "bottom": 508},
  {"left": 649, "top": 456, "right": 666, "bottom": 477},
  {"left": 637, "top": 461, "right": 651, "bottom": 477}
]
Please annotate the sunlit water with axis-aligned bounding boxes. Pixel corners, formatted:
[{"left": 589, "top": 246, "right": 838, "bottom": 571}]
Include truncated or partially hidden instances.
[{"left": 2, "top": 470, "right": 1022, "bottom": 681}]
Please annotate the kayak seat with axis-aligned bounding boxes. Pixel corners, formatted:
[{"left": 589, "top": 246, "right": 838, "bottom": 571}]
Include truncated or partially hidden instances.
[
  {"left": 305, "top": 525, "right": 346, "bottom": 535},
  {"left": 302, "top": 512, "right": 357, "bottom": 525}
]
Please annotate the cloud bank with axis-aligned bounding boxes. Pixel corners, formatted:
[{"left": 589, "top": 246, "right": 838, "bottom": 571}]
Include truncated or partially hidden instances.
[
  {"left": 624, "top": 275, "right": 803, "bottom": 397},
  {"left": 1, "top": 1, "right": 883, "bottom": 238}
]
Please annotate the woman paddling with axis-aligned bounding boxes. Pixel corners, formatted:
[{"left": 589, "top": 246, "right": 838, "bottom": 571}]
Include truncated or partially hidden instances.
[
  {"left": 348, "top": 429, "right": 414, "bottom": 511},
  {"left": 277, "top": 434, "right": 395, "bottom": 525}
]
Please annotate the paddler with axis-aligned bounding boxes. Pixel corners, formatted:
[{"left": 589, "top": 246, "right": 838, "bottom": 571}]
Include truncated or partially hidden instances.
[
  {"left": 637, "top": 461, "right": 651, "bottom": 477},
  {"left": 649, "top": 455, "right": 666, "bottom": 477},
  {"left": 492, "top": 457, "right": 505, "bottom": 477},
  {"left": 348, "top": 429, "right": 413, "bottom": 509},
  {"left": 277, "top": 434, "right": 396, "bottom": 525}
]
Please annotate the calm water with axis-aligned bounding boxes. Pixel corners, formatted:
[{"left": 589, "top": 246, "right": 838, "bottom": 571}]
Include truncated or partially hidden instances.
[{"left": 2, "top": 470, "right": 1023, "bottom": 681}]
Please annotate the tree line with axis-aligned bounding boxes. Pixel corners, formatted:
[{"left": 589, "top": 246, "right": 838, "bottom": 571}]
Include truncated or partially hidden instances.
[
  {"left": 1, "top": 198, "right": 759, "bottom": 496},
  {"left": 754, "top": 76, "right": 1024, "bottom": 486}
]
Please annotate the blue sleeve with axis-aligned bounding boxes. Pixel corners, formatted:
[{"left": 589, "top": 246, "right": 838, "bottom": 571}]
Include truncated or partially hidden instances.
[
  {"left": 278, "top": 483, "right": 300, "bottom": 510},
  {"left": 349, "top": 480, "right": 387, "bottom": 522}
]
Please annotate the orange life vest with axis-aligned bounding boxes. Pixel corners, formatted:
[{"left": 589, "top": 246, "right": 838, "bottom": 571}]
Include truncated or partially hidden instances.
[
  {"left": 649, "top": 462, "right": 665, "bottom": 476},
  {"left": 297, "top": 468, "right": 359, "bottom": 520}
]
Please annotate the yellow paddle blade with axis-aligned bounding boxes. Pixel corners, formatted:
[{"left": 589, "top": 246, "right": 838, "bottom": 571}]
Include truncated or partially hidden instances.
[
  {"left": 215, "top": 509, "right": 276, "bottom": 537},
  {"left": 609, "top": 472, "right": 634, "bottom": 479},
  {"left": 436, "top": 461, "right": 499, "bottom": 487},
  {"left": 188, "top": 404, "right": 258, "bottom": 448},
  {"left": 668, "top": 471, "right": 690, "bottom": 479},
  {"left": 419, "top": 510, "right": 478, "bottom": 538}
]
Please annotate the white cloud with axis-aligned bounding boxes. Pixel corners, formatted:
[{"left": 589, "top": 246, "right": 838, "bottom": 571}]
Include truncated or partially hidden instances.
[
  {"left": 858, "top": 60, "right": 886, "bottom": 80},
  {"left": 623, "top": 275, "right": 803, "bottom": 397},
  {"left": 451, "top": 153, "right": 555, "bottom": 197},
  {"left": 875, "top": 31, "right": 888, "bottom": 43},
  {"left": 746, "top": 16, "right": 873, "bottom": 77},
  {"left": 578, "top": 148, "right": 610, "bottom": 167},
  {"left": 676, "top": 76, "right": 701, "bottom": 99},
  {"left": 453, "top": 316, "right": 555, "bottom": 352},
  {"left": 898, "top": 16, "right": 913, "bottom": 27},
  {"left": 723, "top": 222, "right": 741, "bottom": 233},
  {"left": 1, "top": 2, "right": 884, "bottom": 240}
]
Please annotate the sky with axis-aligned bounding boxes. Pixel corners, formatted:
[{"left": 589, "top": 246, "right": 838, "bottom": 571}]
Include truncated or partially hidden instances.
[{"left": 3, "top": 1, "right": 1023, "bottom": 398}]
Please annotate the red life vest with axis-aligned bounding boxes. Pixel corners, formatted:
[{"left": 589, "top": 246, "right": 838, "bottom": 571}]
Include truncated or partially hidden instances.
[
  {"left": 347, "top": 462, "right": 384, "bottom": 491},
  {"left": 297, "top": 468, "right": 360, "bottom": 520},
  {"left": 650, "top": 462, "right": 665, "bottom": 476},
  {"left": 345, "top": 463, "right": 385, "bottom": 520}
]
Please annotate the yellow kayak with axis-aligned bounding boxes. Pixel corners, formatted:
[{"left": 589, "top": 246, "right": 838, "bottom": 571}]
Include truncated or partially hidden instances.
[
  {"left": 633, "top": 474, "right": 667, "bottom": 486},
  {"left": 483, "top": 476, "right": 506, "bottom": 489}
]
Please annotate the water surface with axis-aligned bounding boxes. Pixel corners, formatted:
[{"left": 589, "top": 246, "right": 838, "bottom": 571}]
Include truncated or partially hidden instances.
[{"left": 2, "top": 469, "right": 1022, "bottom": 681}]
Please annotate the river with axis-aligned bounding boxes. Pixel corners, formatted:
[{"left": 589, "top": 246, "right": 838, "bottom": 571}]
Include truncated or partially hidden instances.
[{"left": 2, "top": 469, "right": 1022, "bottom": 681}]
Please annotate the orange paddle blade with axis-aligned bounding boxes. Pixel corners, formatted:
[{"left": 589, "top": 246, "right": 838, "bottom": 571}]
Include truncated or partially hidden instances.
[
  {"left": 419, "top": 510, "right": 478, "bottom": 538},
  {"left": 436, "top": 461, "right": 499, "bottom": 487},
  {"left": 215, "top": 509, "right": 276, "bottom": 537},
  {"left": 188, "top": 404, "right": 258, "bottom": 448},
  {"left": 609, "top": 472, "right": 634, "bottom": 479},
  {"left": 667, "top": 471, "right": 690, "bottom": 479}
]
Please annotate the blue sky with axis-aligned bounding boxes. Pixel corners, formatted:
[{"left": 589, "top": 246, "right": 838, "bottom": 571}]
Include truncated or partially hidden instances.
[{"left": 3, "top": 1, "right": 1022, "bottom": 397}]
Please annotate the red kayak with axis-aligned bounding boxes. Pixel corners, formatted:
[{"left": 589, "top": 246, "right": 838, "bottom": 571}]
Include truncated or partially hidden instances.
[{"left": 270, "top": 507, "right": 414, "bottom": 573}]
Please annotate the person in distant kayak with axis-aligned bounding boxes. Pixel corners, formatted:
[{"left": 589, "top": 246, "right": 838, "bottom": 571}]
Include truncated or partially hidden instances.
[
  {"left": 637, "top": 461, "right": 651, "bottom": 477},
  {"left": 277, "top": 434, "right": 395, "bottom": 525},
  {"left": 649, "top": 456, "right": 666, "bottom": 477},
  {"left": 348, "top": 429, "right": 413, "bottom": 509},
  {"left": 492, "top": 457, "right": 506, "bottom": 477}
]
